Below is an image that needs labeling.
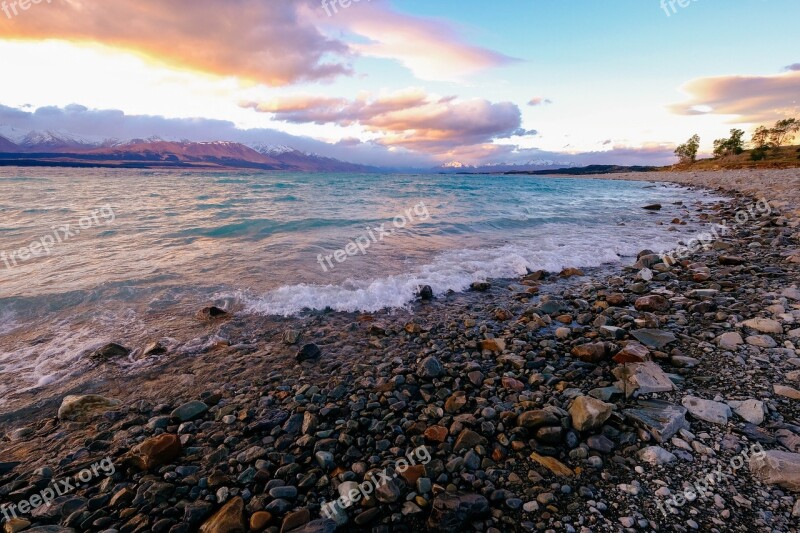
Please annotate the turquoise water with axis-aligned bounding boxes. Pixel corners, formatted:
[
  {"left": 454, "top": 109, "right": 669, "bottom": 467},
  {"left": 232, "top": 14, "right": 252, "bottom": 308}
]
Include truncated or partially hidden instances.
[{"left": 0, "top": 168, "right": 718, "bottom": 400}]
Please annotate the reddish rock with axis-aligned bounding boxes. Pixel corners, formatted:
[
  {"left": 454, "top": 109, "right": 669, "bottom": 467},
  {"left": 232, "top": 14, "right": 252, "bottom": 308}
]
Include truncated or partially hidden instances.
[
  {"left": 570, "top": 343, "right": 608, "bottom": 363},
  {"left": 634, "top": 295, "right": 670, "bottom": 312},
  {"left": 199, "top": 497, "right": 246, "bottom": 533},
  {"left": 501, "top": 376, "right": 525, "bottom": 392},
  {"left": 559, "top": 267, "right": 585, "bottom": 278},
  {"left": 479, "top": 339, "right": 506, "bottom": 352},
  {"left": 494, "top": 308, "right": 513, "bottom": 321},
  {"left": 398, "top": 464, "right": 426, "bottom": 485},
  {"left": 126, "top": 434, "right": 182, "bottom": 471},
  {"left": 606, "top": 293, "right": 627, "bottom": 306}
]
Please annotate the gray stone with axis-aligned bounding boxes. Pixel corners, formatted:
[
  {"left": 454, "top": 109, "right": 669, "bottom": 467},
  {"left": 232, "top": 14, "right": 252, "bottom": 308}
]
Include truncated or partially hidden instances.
[
  {"left": 615, "top": 361, "right": 675, "bottom": 394},
  {"left": 746, "top": 335, "right": 777, "bottom": 348},
  {"left": 417, "top": 356, "right": 444, "bottom": 379},
  {"left": 750, "top": 450, "right": 800, "bottom": 491},
  {"left": 682, "top": 396, "right": 731, "bottom": 425},
  {"left": 638, "top": 446, "right": 677, "bottom": 465},
  {"left": 631, "top": 329, "right": 677, "bottom": 349},
  {"left": 171, "top": 400, "right": 209, "bottom": 422},
  {"left": 719, "top": 332, "right": 744, "bottom": 350},
  {"left": 623, "top": 400, "right": 688, "bottom": 443},
  {"left": 728, "top": 399, "right": 766, "bottom": 425}
]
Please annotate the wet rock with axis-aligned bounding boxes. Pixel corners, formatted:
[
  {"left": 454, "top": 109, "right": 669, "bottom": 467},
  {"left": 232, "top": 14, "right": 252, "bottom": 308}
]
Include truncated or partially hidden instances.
[
  {"left": 569, "top": 395, "right": 613, "bottom": 432},
  {"left": 642, "top": 204, "right": 662, "bottom": 210},
  {"left": 682, "top": 396, "right": 731, "bottom": 425},
  {"left": 418, "top": 285, "right": 434, "bottom": 300},
  {"left": 296, "top": 343, "right": 322, "bottom": 362},
  {"left": 427, "top": 493, "right": 489, "bottom": 533},
  {"left": 88, "top": 342, "right": 130, "bottom": 362},
  {"left": 58, "top": 395, "right": 120, "bottom": 421},
  {"left": 142, "top": 341, "right": 167, "bottom": 356},
  {"left": 560, "top": 267, "right": 585, "bottom": 278},
  {"left": 196, "top": 306, "right": 228, "bottom": 320},
  {"left": 470, "top": 281, "right": 490, "bottom": 291}
]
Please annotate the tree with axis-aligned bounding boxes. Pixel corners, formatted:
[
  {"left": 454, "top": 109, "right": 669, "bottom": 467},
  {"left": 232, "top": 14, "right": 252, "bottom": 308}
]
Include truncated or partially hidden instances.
[
  {"left": 674, "top": 134, "right": 700, "bottom": 164},
  {"left": 750, "top": 126, "right": 772, "bottom": 161},
  {"left": 713, "top": 129, "right": 745, "bottom": 158},
  {"left": 751, "top": 126, "right": 771, "bottom": 149},
  {"left": 769, "top": 118, "right": 799, "bottom": 147}
]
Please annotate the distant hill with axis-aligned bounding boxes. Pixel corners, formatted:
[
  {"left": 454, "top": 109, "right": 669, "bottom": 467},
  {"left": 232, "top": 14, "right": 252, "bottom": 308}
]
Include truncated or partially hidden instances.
[
  {"left": 503, "top": 164, "right": 659, "bottom": 175},
  {"left": 0, "top": 131, "right": 379, "bottom": 172}
]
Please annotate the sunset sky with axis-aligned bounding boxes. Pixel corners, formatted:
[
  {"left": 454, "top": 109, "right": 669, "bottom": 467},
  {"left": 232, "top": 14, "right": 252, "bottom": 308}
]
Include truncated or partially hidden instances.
[{"left": 1, "top": 0, "right": 798, "bottom": 167}]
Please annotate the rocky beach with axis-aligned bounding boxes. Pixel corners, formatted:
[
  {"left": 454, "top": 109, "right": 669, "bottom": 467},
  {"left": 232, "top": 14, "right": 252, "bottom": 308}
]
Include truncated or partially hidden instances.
[{"left": 2, "top": 168, "right": 800, "bottom": 533}]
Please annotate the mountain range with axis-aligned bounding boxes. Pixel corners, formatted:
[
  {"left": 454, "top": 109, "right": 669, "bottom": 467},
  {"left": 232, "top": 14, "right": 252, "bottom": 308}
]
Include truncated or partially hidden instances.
[
  {"left": 0, "top": 130, "right": 583, "bottom": 173},
  {"left": 0, "top": 131, "right": 379, "bottom": 172}
]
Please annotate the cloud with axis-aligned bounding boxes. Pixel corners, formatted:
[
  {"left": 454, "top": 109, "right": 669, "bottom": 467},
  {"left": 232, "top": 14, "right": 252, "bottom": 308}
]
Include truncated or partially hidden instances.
[
  {"left": 0, "top": 103, "right": 679, "bottom": 168},
  {"left": 304, "top": 0, "right": 518, "bottom": 81},
  {"left": 0, "top": 0, "right": 352, "bottom": 86},
  {"left": 0, "top": 0, "right": 513, "bottom": 86},
  {"left": 528, "top": 97, "right": 552, "bottom": 106},
  {"left": 0, "top": 103, "right": 435, "bottom": 167},
  {"left": 670, "top": 70, "right": 800, "bottom": 123},
  {"left": 785, "top": 63, "right": 800, "bottom": 71},
  {"left": 242, "top": 88, "right": 527, "bottom": 153}
]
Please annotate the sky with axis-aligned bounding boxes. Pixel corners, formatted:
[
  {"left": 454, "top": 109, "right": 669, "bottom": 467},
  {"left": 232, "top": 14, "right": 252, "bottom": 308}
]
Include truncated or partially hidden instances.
[{"left": 0, "top": 0, "right": 798, "bottom": 167}]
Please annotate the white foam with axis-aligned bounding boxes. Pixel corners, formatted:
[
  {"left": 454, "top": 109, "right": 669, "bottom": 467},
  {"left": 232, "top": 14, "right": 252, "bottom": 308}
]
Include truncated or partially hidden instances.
[{"left": 242, "top": 224, "right": 683, "bottom": 316}]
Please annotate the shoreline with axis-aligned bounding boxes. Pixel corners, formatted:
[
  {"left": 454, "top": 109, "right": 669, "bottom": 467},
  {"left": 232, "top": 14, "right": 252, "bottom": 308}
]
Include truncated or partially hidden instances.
[{"left": 1, "top": 170, "right": 799, "bottom": 532}]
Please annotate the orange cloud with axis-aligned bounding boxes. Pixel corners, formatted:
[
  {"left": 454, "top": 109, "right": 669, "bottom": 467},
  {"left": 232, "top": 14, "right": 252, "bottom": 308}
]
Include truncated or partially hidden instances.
[
  {"left": 241, "top": 89, "right": 527, "bottom": 153},
  {"left": 0, "top": 0, "right": 514, "bottom": 86},
  {"left": 303, "top": 0, "right": 518, "bottom": 81},
  {"left": 0, "top": 0, "right": 351, "bottom": 86},
  {"left": 670, "top": 70, "right": 800, "bottom": 123}
]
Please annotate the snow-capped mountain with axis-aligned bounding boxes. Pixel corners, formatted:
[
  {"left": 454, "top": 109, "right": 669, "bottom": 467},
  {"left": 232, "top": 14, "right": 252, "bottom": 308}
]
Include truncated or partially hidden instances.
[
  {"left": 0, "top": 130, "right": 379, "bottom": 172},
  {"left": 17, "top": 130, "right": 101, "bottom": 151},
  {"left": 437, "top": 159, "right": 575, "bottom": 173}
]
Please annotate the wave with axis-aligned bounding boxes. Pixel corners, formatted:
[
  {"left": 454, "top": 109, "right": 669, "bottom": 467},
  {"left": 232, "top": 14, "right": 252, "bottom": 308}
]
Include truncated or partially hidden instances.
[{"left": 240, "top": 230, "right": 678, "bottom": 316}]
